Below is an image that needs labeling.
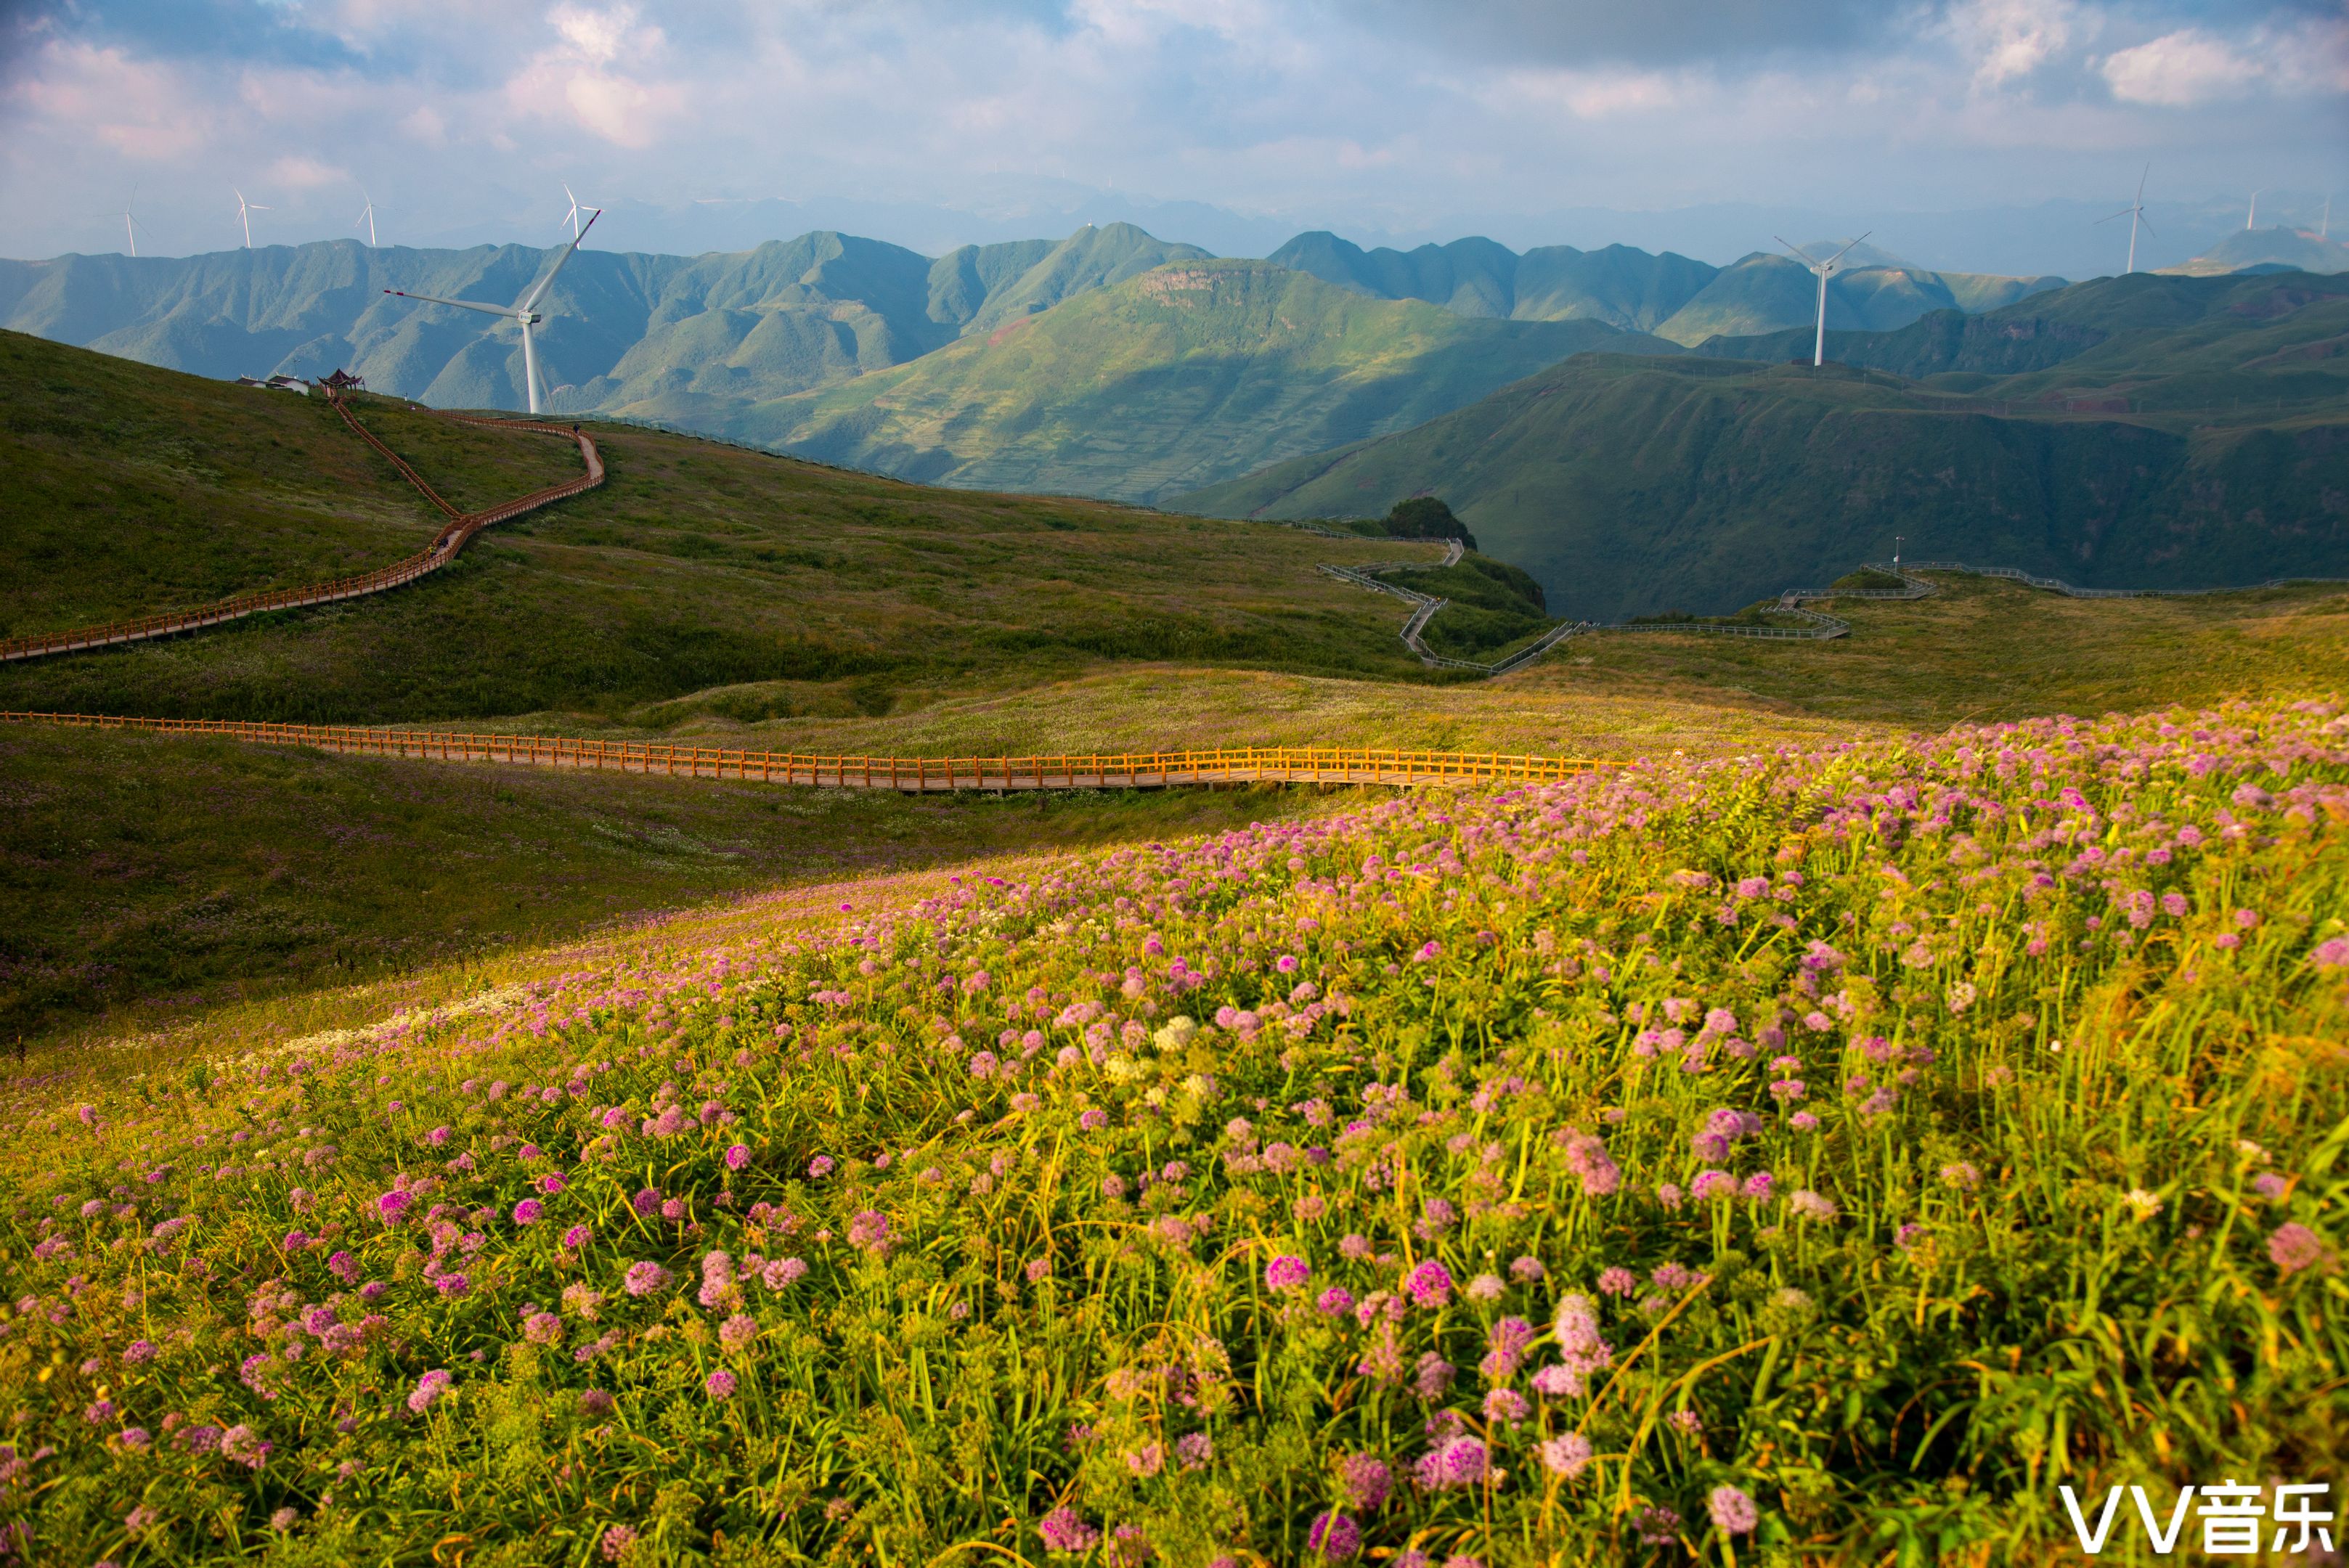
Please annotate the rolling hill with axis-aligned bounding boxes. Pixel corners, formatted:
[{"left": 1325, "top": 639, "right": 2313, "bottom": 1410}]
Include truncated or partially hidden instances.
[
  {"left": 1175, "top": 271, "right": 2349, "bottom": 622},
  {"left": 0, "top": 328, "right": 1451, "bottom": 725},
  {"left": 715, "top": 259, "right": 1672, "bottom": 503}
]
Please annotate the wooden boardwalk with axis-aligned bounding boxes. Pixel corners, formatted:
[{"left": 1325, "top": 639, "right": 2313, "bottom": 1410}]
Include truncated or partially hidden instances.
[{"left": 1, "top": 711, "right": 1603, "bottom": 793}]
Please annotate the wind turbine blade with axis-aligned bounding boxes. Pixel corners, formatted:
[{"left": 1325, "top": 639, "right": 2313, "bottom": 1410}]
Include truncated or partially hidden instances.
[
  {"left": 2136, "top": 213, "right": 2154, "bottom": 237},
  {"left": 383, "top": 289, "right": 518, "bottom": 319},
  {"left": 1825, "top": 232, "right": 1870, "bottom": 269},
  {"left": 2096, "top": 209, "right": 2134, "bottom": 224},
  {"left": 517, "top": 207, "right": 598, "bottom": 313},
  {"left": 1773, "top": 235, "right": 1823, "bottom": 269}
]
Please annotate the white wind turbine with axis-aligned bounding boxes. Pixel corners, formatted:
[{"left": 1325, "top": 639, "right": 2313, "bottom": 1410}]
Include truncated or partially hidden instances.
[
  {"left": 116, "top": 183, "right": 150, "bottom": 258},
  {"left": 235, "top": 188, "right": 272, "bottom": 248},
  {"left": 559, "top": 183, "right": 606, "bottom": 241},
  {"left": 2097, "top": 166, "right": 2154, "bottom": 274},
  {"left": 2246, "top": 187, "right": 2266, "bottom": 229},
  {"left": 355, "top": 189, "right": 379, "bottom": 248},
  {"left": 380, "top": 207, "right": 600, "bottom": 415},
  {"left": 1775, "top": 232, "right": 1870, "bottom": 368}
]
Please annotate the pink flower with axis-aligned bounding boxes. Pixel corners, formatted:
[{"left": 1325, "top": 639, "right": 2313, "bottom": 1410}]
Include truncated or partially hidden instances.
[
  {"left": 704, "top": 1369, "right": 738, "bottom": 1399},
  {"left": 2270, "top": 1222, "right": 2329, "bottom": 1274},
  {"left": 1709, "top": 1485, "right": 1759, "bottom": 1535},
  {"left": 511, "top": 1199, "right": 543, "bottom": 1226},
  {"left": 1402, "top": 1259, "right": 1453, "bottom": 1307},
  {"left": 622, "top": 1262, "right": 670, "bottom": 1297},
  {"left": 1307, "top": 1511, "right": 1361, "bottom": 1559},
  {"left": 407, "top": 1368, "right": 452, "bottom": 1414},
  {"left": 1265, "top": 1255, "right": 1311, "bottom": 1292},
  {"left": 562, "top": 1225, "right": 593, "bottom": 1250},
  {"left": 725, "top": 1144, "right": 752, "bottom": 1170}
]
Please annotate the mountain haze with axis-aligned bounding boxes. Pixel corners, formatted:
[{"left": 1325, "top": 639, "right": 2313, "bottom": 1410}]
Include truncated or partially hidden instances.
[{"left": 2161, "top": 226, "right": 2349, "bottom": 277}]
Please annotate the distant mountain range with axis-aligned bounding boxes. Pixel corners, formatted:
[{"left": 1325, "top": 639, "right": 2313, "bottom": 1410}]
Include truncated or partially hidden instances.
[
  {"left": 1176, "top": 271, "right": 2349, "bottom": 622},
  {"left": 1, "top": 223, "right": 2077, "bottom": 422},
  {"left": 713, "top": 260, "right": 1668, "bottom": 503},
  {"left": 2158, "top": 226, "right": 2349, "bottom": 278}
]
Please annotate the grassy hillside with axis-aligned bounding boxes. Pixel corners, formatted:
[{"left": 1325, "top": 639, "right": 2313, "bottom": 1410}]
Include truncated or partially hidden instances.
[
  {"left": 0, "top": 330, "right": 1432, "bottom": 722},
  {"left": 0, "top": 721, "right": 1329, "bottom": 1048},
  {"left": 7, "top": 695, "right": 2341, "bottom": 1562},
  {"left": 727, "top": 260, "right": 1666, "bottom": 503},
  {"left": 1181, "top": 273, "right": 2349, "bottom": 621},
  {"left": 1265, "top": 232, "right": 1719, "bottom": 332}
]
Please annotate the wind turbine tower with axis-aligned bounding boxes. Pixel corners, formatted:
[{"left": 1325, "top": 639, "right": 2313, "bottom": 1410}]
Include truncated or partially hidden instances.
[
  {"left": 235, "top": 189, "right": 272, "bottom": 248},
  {"left": 355, "top": 189, "right": 378, "bottom": 248},
  {"left": 380, "top": 208, "right": 601, "bottom": 415},
  {"left": 2247, "top": 188, "right": 2265, "bottom": 229},
  {"left": 2098, "top": 166, "right": 2154, "bottom": 274},
  {"left": 118, "top": 183, "right": 146, "bottom": 258},
  {"left": 1775, "top": 232, "right": 1870, "bottom": 368}
]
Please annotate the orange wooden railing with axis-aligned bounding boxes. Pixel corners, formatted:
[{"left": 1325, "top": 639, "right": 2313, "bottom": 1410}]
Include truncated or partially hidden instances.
[
  {"left": 0, "top": 711, "right": 1603, "bottom": 791},
  {"left": 0, "top": 393, "right": 603, "bottom": 663}
]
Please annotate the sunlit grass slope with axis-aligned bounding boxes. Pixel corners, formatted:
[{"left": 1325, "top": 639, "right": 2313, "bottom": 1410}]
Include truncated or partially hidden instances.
[
  {"left": 0, "top": 331, "right": 1430, "bottom": 723},
  {"left": 0, "top": 722, "right": 1346, "bottom": 1052},
  {"left": 3, "top": 695, "right": 2341, "bottom": 1564}
]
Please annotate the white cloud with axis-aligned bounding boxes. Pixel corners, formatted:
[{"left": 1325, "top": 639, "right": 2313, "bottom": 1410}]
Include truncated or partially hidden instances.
[
  {"left": 1950, "top": 0, "right": 2079, "bottom": 91},
  {"left": 505, "top": 4, "right": 685, "bottom": 147},
  {"left": 2101, "top": 28, "right": 2262, "bottom": 106},
  {"left": 266, "top": 155, "right": 349, "bottom": 190}
]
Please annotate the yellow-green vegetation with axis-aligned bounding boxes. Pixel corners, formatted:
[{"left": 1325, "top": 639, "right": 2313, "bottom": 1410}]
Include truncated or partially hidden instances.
[
  {"left": 1521, "top": 573, "right": 2349, "bottom": 727},
  {"left": 0, "top": 331, "right": 1442, "bottom": 724},
  {"left": 0, "top": 721, "right": 1346, "bottom": 1051}
]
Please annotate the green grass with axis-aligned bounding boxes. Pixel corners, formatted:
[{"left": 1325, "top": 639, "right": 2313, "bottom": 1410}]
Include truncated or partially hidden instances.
[
  {"left": 0, "top": 331, "right": 1443, "bottom": 724},
  {"left": 0, "top": 722, "right": 1352, "bottom": 1051}
]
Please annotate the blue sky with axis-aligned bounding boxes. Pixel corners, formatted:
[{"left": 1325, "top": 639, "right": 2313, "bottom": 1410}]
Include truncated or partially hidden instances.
[{"left": 2, "top": 0, "right": 2342, "bottom": 268}]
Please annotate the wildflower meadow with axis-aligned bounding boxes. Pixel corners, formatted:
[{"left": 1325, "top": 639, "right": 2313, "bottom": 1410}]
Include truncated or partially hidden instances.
[{"left": 6, "top": 697, "right": 2345, "bottom": 1566}]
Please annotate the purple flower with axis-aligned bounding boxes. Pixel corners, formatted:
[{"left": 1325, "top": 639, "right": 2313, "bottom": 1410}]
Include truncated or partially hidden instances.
[
  {"left": 1307, "top": 1511, "right": 1362, "bottom": 1559},
  {"left": 1266, "top": 1255, "right": 1311, "bottom": 1293},
  {"left": 2271, "top": 1222, "right": 2329, "bottom": 1274},
  {"left": 562, "top": 1224, "right": 593, "bottom": 1250},
  {"left": 807, "top": 1156, "right": 835, "bottom": 1179},
  {"left": 704, "top": 1369, "right": 738, "bottom": 1399},
  {"left": 1175, "top": 1431, "right": 1213, "bottom": 1470},
  {"left": 579, "top": 1388, "right": 614, "bottom": 1418},
  {"left": 540, "top": 1172, "right": 567, "bottom": 1195},
  {"left": 407, "top": 1368, "right": 452, "bottom": 1415},
  {"left": 1413, "top": 1435, "right": 1489, "bottom": 1491},
  {"left": 1709, "top": 1485, "right": 1760, "bottom": 1535},
  {"left": 623, "top": 1262, "right": 670, "bottom": 1297},
  {"left": 720, "top": 1312, "right": 759, "bottom": 1349},
  {"left": 511, "top": 1199, "right": 544, "bottom": 1226},
  {"left": 1316, "top": 1286, "right": 1355, "bottom": 1318},
  {"left": 725, "top": 1143, "right": 751, "bottom": 1170},
  {"left": 1412, "top": 1352, "right": 1455, "bottom": 1400},
  {"left": 847, "top": 1210, "right": 891, "bottom": 1251},
  {"left": 524, "top": 1312, "right": 563, "bottom": 1345},
  {"left": 631, "top": 1188, "right": 661, "bottom": 1217},
  {"left": 1340, "top": 1453, "right": 1392, "bottom": 1511},
  {"left": 375, "top": 1191, "right": 413, "bottom": 1225},
  {"left": 1540, "top": 1432, "right": 1593, "bottom": 1478},
  {"left": 1596, "top": 1267, "right": 1636, "bottom": 1297},
  {"left": 1482, "top": 1387, "right": 1528, "bottom": 1424},
  {"left": 123, "top": 1339, "right": 157, "bottom": 1365},
  {"left": 1038, "top": 1507, "right": 1100, "bottom": 1553},
  {"left": 1402, "top": 1259, "right": 1453, "bottom": 1307}
]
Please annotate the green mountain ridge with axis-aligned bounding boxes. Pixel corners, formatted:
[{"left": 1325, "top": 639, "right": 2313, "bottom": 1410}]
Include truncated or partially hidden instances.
[
  {"left": 2162, "top": 226, "right": 2349, "bottom": 278},
  {"left": 1173, "top": 271, "right": 2349, "bottom": 622},
  {"left": 0, "top": 224, "right": 1213, "bottom": 415},
  {"left": 713, "top": 259, "right": 1672, "bottom": 504}
]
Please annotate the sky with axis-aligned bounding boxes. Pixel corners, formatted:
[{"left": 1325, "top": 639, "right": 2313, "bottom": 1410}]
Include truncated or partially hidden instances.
[{"left": 2, "top": 0, "right": 2343, "bottom": 273}]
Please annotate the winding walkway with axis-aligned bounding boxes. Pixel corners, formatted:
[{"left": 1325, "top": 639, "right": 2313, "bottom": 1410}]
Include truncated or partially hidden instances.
[
  {"left": 0, "top": 391, "right": 603, "bottom": 663},
  {"left": 0, "top": 713, "right": 1600, "bottom": 791}
]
